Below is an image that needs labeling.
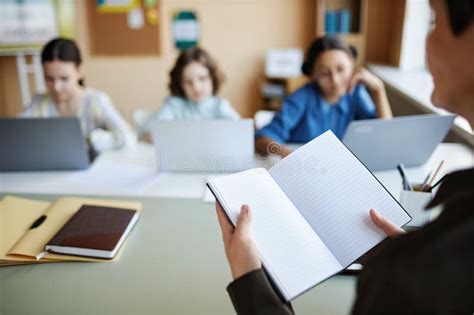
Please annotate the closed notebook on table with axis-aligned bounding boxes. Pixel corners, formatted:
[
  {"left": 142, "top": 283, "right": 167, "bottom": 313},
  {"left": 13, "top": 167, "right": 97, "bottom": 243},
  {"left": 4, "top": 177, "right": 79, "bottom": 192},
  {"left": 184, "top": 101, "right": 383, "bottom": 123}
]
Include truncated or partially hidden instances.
[
  {"left": 45, "top": 205, "right": 139, "bottom": 259},
  {"left": 8, "top": 197, "right": 142, "bottom": 261}
]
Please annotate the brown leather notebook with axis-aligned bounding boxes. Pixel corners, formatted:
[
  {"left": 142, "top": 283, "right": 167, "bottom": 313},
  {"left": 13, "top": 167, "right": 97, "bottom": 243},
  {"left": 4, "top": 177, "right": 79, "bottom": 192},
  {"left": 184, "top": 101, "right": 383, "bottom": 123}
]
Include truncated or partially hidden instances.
[{"left": 45, "top": 204, "right": 139, "bottom": 259}]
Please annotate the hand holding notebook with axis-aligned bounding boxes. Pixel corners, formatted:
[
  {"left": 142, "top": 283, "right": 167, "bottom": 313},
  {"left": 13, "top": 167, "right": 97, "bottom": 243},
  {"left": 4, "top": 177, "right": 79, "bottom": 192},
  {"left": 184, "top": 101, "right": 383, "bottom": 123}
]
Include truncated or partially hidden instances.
[{"left": 208, "top": 131, "right": 411, "bottom": 301}]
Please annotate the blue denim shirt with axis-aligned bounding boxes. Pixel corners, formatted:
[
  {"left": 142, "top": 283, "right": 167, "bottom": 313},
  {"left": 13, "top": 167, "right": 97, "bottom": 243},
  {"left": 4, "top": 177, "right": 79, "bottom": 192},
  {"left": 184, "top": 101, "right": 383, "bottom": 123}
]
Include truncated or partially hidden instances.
[{"left": 256, "top": 82, "right": 377, "bottom": 143}]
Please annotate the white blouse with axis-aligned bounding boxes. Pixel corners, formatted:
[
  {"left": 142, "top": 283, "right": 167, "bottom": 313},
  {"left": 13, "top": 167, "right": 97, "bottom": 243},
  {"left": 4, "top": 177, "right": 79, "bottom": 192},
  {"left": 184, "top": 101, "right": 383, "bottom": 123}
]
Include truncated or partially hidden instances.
[{"left": 21, "top": 88, "right": 137, "bottom": 151}]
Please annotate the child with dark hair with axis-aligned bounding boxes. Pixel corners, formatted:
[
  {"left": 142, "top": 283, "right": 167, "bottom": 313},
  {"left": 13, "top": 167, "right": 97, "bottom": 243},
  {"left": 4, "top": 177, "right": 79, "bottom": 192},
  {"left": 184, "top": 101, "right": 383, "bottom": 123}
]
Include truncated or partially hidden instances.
[
  {"left": 256, "top": 35, "right": 392, "bottom": 157},
  {"left": 21, "top": 37, "right": 136, "bottom": 152},
  {"left": 140, "top": 47, "right": 239, "bottom": 134}
]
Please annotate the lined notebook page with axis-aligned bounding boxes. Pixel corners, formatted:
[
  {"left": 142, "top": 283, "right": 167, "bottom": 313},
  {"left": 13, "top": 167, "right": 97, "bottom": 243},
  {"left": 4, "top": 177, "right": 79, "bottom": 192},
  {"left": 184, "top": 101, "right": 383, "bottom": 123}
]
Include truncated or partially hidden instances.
[
  {"left": 269, "top": 131, "right": 411, "bottom": 267},
  {"left": 209, "top": 168, "right": 342, "bottom": 301}
]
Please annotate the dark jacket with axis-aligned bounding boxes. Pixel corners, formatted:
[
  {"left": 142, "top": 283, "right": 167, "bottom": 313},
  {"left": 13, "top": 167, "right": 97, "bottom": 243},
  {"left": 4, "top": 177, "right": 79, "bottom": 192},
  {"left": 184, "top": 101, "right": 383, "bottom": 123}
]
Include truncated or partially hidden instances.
[{"left": 227, "top": 168, "right": 474, "bottom": 315}]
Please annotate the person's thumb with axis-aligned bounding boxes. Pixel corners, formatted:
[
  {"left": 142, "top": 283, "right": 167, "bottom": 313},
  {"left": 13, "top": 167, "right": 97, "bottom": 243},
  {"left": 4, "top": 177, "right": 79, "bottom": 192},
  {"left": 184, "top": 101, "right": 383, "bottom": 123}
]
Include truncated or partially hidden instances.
[
  {"left": 370, "top": 208, "right": 405, "bottom": 238},
  {"left": 234, "top": 204, "right": 251, "bottom": 237}
]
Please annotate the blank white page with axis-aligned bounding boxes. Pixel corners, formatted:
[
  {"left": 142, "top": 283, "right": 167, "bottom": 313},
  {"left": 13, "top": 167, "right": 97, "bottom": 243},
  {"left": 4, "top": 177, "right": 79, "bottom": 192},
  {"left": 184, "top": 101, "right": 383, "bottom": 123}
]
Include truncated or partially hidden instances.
[
  {"left": 269, "top": 131, "right": 411, "bottom": 267},
  {"left": 209, "top": 168, "right": 342, "bottom": 301}
]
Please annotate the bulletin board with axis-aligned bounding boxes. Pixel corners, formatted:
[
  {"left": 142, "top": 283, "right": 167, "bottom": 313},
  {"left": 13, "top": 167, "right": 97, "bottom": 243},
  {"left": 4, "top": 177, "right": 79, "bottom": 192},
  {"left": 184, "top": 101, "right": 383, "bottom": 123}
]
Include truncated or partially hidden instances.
[{"left": 86, "top": 0, "right": 161, "bottom": 56}]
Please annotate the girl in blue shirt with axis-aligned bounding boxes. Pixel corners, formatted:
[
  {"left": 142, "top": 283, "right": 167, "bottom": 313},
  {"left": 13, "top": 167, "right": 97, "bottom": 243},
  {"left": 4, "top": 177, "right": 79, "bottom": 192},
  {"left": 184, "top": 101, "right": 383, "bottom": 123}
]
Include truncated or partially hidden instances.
[{"left": 256, "top": 36, "right": 392, "bottom": 157}]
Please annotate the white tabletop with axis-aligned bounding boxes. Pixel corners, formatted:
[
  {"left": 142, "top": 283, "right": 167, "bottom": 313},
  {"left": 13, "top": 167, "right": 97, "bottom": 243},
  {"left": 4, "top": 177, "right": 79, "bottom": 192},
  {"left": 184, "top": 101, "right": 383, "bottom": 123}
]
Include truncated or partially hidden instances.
[{"left": 0, "top": 142, "right": 472, "bottom": 200}]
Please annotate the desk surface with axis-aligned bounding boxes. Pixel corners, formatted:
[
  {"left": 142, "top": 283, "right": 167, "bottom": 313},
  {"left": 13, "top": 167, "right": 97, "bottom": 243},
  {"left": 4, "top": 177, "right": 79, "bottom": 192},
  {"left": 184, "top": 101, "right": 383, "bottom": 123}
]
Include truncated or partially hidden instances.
[
  {"left": 0, "top": 194, "right": 356, "bottom": 315},
  {"left": 0, "top": 142, "right": 472, "bottom": 200}
]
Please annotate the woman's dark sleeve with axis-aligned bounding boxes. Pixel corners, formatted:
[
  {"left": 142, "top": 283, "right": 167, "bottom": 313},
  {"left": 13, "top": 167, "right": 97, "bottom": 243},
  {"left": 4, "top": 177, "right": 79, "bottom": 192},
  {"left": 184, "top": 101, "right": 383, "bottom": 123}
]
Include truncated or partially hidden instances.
[{"left": 226, "top": 269, "right": 294, "bottom": 315}]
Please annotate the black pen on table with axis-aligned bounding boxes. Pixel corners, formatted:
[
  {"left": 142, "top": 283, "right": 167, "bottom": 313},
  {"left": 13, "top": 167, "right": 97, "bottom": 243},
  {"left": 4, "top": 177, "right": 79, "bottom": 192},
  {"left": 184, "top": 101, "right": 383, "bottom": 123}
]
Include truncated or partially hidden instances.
[
  {"left": 29, "top": 214, "right": 48, "bottom": 260},
  {"left": 30, "top": 214, "right": 47, "bottom": 229}
]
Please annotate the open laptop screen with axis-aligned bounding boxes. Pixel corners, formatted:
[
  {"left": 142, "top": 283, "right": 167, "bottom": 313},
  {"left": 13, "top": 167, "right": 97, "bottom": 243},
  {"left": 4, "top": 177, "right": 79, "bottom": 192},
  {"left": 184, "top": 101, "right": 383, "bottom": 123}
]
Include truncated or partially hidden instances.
[
  {"left": 0, "top": 118, "right": 90, "bottom": 171},
  {"left": 151, "top": 119, "right": 255, "bottom": 173},
  {"left": 342, "top": 114, "right": 455, "bottom": 171}
]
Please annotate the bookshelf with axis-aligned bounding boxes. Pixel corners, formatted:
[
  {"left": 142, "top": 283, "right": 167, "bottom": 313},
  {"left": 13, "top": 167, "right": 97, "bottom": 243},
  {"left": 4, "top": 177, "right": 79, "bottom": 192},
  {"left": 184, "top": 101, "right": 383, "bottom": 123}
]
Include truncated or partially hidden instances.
[
  {"left": 365, "top": 0, "right": 408, "bottom": 67},
  {"left": 316, "top": 0, "right": 368, "bottom": 66},
  {"left": 258, "top": 0, "right": 408, "bottom": 112},
  {"left": 261, "top": 76, "right": 308, "bottom": 111},
  {"left": 259, "top": 0, "right": 369, "bottom": 111}
]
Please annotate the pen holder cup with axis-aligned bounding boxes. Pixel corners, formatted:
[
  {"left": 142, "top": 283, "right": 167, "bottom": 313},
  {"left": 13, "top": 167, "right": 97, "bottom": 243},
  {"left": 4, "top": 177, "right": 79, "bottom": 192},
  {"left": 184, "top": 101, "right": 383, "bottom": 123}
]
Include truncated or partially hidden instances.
[{"left": 399, "top": 183, "right": 433, "bottom": 228}]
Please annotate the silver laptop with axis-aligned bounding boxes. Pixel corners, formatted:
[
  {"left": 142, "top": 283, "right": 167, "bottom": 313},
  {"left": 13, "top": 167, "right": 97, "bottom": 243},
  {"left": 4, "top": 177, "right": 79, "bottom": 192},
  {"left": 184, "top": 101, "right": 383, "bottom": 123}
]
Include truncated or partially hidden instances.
[
  {"left": 0, "top": 118, "right": 90, "bottom": 171},
  {"left": 152, "top": 119, "right": 255, "bottom": 173},
  {"left": 342, "top": 114, "right": 455, "bottom": 171}
]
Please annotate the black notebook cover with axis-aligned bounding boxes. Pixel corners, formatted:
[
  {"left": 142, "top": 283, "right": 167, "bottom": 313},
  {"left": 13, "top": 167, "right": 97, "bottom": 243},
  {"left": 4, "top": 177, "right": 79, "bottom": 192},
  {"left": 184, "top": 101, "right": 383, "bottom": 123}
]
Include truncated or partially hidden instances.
[{"left": 45, "top": 204, "right": 138, "bottom": 258}]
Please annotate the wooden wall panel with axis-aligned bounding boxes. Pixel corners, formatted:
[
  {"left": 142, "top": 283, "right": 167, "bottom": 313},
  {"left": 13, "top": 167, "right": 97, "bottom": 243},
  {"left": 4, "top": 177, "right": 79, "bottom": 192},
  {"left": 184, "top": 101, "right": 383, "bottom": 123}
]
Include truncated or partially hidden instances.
[
  {"left": 365, "top": 0, "right": 405, "bottom": 66},
  {"left": 0, "top": 56, "right": 23, "bottom": 117}
]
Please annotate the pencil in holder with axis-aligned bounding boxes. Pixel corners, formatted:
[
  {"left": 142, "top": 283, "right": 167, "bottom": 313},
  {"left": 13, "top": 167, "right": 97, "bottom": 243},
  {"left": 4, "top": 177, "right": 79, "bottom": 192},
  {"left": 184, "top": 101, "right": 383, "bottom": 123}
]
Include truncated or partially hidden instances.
[{"left": 399, "top": 183, "right": 433, "bottom": 228}]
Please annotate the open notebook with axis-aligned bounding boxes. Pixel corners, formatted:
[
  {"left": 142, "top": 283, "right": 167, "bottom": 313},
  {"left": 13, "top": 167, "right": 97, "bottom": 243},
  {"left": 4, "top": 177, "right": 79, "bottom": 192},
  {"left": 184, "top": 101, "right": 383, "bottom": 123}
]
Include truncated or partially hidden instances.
[{"left": 207, "top": 131, "right": 411, "bottom": 301}]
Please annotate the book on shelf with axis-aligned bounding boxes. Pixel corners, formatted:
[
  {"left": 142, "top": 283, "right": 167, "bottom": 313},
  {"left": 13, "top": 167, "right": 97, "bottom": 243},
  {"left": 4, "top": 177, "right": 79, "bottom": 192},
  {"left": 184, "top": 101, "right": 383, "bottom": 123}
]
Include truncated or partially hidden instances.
[
  {"left": 324, "top": 9, "right": 352, "bottom": 34},
  {"left": 325, "top": 10, "right": 338, "bottom": 33},
  {"left": 338, "top": 9, "right": 352, "bottom": 33}
]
